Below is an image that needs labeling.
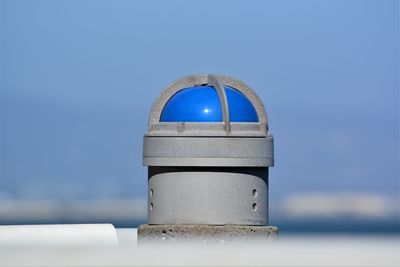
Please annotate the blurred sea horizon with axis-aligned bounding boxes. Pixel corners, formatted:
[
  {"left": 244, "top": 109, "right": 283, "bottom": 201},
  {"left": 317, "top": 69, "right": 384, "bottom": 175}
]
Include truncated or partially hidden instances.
[{"left": 1, "top": 194, "right": 398, "bottom": 233}]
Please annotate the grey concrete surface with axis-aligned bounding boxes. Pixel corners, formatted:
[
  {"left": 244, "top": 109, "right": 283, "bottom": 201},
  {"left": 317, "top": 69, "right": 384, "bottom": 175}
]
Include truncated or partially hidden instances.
[
  {"left": 147, "top": 168, "right": 269, "bottom": 225},
  {"left": 137, "top": 224, "right": 278, "bottom": 244}
]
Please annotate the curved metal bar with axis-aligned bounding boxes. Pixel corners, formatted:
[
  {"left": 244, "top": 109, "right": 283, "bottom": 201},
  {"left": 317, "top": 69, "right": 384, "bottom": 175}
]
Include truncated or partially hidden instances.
[
  {"left": 216, "top": 75, "right": 269, "bottom": 131},
  {"left": 207, "top": 75, "right": 230, "bottom": 132},
  {"left": 148, "top": 75, "right": 208, "bottom": 129}
]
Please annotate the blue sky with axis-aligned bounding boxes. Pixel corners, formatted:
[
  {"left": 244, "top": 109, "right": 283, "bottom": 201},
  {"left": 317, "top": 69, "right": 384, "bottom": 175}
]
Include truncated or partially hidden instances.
[{"left": 1, "top": 0, "right": 398, "bottom": 208}]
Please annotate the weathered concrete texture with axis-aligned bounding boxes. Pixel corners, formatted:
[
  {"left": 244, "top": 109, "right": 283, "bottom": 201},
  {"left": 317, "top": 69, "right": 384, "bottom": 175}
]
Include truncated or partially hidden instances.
[
  {"left": 147, "top": 168, "right": 268, "bottom": 225},
  {"left": 137, "top": 224, "right": 278, "bottom": 244}
]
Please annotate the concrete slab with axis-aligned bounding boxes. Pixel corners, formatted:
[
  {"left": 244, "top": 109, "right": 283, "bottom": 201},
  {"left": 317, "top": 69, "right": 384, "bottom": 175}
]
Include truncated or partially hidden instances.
[{"left": 138, "top": 224, "right": 278, "bottom": 244}]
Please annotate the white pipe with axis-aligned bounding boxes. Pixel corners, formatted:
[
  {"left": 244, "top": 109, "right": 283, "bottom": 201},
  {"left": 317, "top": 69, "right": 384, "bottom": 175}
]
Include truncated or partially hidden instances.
[{"left": 0, "top": 224, "right": 118, "bottom": 246}]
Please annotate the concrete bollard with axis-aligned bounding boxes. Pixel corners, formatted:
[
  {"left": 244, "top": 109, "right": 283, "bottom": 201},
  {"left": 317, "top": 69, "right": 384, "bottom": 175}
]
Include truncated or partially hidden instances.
[{"left": 138, "top": 74, "right": 277, "bottom": 243}]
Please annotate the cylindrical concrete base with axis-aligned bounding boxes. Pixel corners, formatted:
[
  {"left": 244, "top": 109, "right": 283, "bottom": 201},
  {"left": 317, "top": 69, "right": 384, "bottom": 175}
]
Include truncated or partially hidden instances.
[
  {"left": 148, "top": 167, "right": 268, "bottom": 225},
  {"left": 138, "top": 224, "right": 278, "bottom": 244}
]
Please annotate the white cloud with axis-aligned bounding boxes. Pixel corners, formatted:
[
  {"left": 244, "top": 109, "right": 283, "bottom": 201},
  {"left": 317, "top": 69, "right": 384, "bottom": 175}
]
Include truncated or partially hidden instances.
[
  {"left": 0, "top": 198, "right": 147, "bottom": 221},
  {"left": 280, "top": 192, "right": 398, "bottom": 219}
]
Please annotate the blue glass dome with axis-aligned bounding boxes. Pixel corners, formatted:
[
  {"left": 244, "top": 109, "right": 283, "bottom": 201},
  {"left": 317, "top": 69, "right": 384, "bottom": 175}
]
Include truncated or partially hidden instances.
[{"left": 160, "top": 86, "right": 259, "bottom": 122}]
